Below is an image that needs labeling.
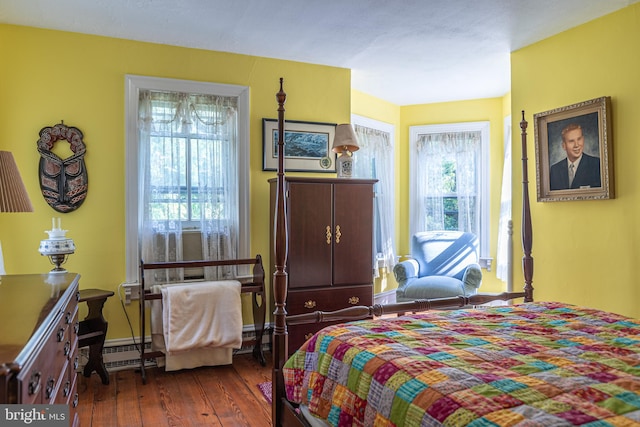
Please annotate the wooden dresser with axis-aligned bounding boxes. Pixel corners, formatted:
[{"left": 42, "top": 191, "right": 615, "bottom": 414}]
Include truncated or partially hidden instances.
[
  {"left": 270, "top": 177, "right": 377, "bottom": 355},
  {"left": 0, "top": 273, "right": 80, "bottom": 427}
]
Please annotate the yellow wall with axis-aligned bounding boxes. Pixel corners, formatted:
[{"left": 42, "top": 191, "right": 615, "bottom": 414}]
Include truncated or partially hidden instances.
[
  {"left": 0, "top": 24, "right": 351, "bottom": 339},
  {"left": 511, "top": 4, "right": 640, "bottom": 318}
]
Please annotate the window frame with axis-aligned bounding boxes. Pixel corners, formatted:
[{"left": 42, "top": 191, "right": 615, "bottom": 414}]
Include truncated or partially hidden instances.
[
  {"left": 409, "top": 121, "right": 490, "bottom": 260},
  {"left": 124, "top": 75, "right": 250, "bottom": 282}
]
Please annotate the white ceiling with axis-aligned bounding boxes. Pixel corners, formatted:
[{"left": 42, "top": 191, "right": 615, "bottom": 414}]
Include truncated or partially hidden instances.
[{"left": 1, "top": 0, "right": 637, "bottom": 105}]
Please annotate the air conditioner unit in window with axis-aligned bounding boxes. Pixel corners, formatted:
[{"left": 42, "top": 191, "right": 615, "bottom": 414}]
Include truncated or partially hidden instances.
[{"left": 153, "top": 230, "right": 230, "bottom": 280}]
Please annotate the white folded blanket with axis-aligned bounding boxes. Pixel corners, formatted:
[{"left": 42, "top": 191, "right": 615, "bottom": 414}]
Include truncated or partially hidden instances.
[{"left": 160, "top": 280, "right": 242, "bottom": 354}]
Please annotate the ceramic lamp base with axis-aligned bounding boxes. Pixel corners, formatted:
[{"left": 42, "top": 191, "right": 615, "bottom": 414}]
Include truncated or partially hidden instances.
[{"left": 336, "top": 153, "right": 353, "bottom": 178}]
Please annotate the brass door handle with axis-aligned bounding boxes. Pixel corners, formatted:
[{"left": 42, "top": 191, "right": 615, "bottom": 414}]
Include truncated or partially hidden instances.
[
  {"left": 304, "top": 300, "right": 316, "bottom": 309},
  {"left": 348, "top": 296, "right": 360, "bottom": 305},
  {"left": 335, "top": 225, "right": 342, "bottom": 243},
  {"left": 326, "top": 226, "right": 331, "bottom": 244}
]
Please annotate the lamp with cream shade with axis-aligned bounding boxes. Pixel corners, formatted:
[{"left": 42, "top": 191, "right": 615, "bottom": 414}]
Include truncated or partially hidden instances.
[
  {"left": 332, "top": 124, "right": 359, "bottom": 178},
  {"left": 0, "top": 151, "right": 34, "bottom": 275}
]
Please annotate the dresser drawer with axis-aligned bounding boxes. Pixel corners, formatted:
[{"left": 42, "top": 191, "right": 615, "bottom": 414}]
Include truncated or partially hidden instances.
[
  {"left": 286, "top": 284, "right": 373, "bottom": 356},
  {"left": 68, "top": 372, "right": 79, "bottom": 427},
  {"left": 16, "top": 359, "right": 45, "bottom": 404},
  {"left": 287, "top": 285, "right": 372, "bottom": 315}
]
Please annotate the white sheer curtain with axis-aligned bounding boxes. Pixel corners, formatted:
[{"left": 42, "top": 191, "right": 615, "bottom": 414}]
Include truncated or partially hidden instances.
[
  {"left": 138, "top": 90, "right": 238, "bottom": 282},
  {"left": 191, "top": 95, "right": 239, "bottom": 280},
  {"left": 413, "top": 131, "right": 480, "bottom": 237},
  {"left": 353, "top": 124, "right": 396, "bottom": 276},
  {"left": 496, "top": 119, "right": 512, "bottom": 285}
]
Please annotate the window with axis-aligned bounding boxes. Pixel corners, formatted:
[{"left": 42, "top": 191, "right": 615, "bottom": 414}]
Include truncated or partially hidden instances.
[
  {"left": 351, "top": 115, "right": 396, "bottom": 275},
  {"left": 125, "top": 75, "right": 249, "bottom": 282},
  {"left": 409, "top": 122, "right": 490, "bottom": 261}
]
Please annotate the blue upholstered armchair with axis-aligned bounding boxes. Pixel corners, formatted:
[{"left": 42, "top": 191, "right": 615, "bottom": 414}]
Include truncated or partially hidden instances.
[{"left": 394, "top": 231, "right": 482, "bottom": 303}]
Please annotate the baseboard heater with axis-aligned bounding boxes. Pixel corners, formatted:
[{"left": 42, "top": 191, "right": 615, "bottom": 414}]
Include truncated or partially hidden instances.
[{"left": 78, "top": 324, "right": 272, "bottom": 373}]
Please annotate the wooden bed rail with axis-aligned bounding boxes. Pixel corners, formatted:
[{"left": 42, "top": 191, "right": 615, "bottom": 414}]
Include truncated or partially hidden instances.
[
  {"left": 286, "top": 292, "right": 527, "bottom": 326},
  {"left": 138, "top": 255, "right": 267, "bottom": 383}
]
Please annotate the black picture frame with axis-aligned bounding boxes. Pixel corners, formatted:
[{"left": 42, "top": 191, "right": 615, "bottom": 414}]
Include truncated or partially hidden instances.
[{"left": 262, "top": 119, "right": 336, "bottom": 172}]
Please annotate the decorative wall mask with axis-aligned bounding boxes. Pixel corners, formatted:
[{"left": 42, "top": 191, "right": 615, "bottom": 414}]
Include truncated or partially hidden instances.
[{"left": 36, "top": 122, "right": 88, "bottom": 212}]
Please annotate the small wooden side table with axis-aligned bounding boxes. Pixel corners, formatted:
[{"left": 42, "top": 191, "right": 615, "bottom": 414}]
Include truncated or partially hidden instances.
[{"left": 78, "top": 288, "right": 114, "bottom": 385}]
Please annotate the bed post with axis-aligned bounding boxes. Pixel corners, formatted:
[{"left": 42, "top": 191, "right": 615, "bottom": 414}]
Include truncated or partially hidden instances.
[
  {"left": 520, "top": 111, "right": 534, "bottom": 302},
  {"left": 272, "top": 78, "right": 288, "bottom": 427}
]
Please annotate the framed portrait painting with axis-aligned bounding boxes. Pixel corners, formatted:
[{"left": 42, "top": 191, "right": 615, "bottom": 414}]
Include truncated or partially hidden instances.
[
  {"left": 262, "top": 119, "right": 336, "bottom": 172},
  {"left": 533, "top": 96, "right": 614, "bottom": 202}
]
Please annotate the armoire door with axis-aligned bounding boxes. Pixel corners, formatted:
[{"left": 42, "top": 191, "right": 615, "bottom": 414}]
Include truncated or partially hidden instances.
[
  {"left": 332, "top": 182, "right": 374, "bottom": 286},
  {"left": 287, "top": 181, "right": 333, "bottom": 289}
]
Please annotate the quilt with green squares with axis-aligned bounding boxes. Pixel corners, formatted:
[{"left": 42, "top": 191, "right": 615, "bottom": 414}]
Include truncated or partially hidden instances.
[{"left": 283, "top": 302, "right": 640, "bottom": 426}]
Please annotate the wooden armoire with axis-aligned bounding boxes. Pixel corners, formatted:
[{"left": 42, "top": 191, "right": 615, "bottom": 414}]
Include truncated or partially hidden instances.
[{"left": 269, "top": 177, "right": 377, "bottom": 354}]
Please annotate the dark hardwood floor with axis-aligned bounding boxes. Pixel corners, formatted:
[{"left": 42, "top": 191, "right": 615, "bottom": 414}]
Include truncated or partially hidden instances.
[{"left": 77, "top": 352, "right": 272, "bottom": 426}]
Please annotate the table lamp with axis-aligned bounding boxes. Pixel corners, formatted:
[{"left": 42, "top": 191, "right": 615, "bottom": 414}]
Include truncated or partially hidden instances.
[
  {"left": 332, "top": 124, "right": 360, "bottom": 178},
  {"left": 0, "top": 151, "right": 34, "bottom": 275},
  {"left": 39, "top": 217, "right": 75, "bottom": 273}
]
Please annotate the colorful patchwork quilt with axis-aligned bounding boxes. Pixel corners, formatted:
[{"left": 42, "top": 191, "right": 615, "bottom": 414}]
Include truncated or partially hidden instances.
[{"left": 283, "top": 302, "right": 640, "bottom": 426}]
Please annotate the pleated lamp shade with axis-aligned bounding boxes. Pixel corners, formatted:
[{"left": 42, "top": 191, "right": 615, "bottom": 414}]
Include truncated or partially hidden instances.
[{"left": 0, "top": 151, "right": 33, "bottom": 212}]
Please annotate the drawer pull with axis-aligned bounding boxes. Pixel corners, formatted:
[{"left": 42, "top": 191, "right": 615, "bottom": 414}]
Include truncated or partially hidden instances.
[
  {"left": 64, "top": 340, "right": 71, "bottom": 356},
  {"left": 326, "top": 226, "right": 331, "bottom": 244},
  {"left": 63, "top": 380, "right": 71, "bottom": 397},
  {"left": 74, "top": 356, "right": 79, "bottom": 370},
  {"left": 335, "top": 225, "right": 342, "bottom": 244},
  {"left": 57, "top": 328, "right": 65, "bottom": 342},
  {"left": 304, "top": 333, "right": 314, "bottom": 340},
  {"left": 73, "top": 393, "right": 79, "bottom": 408},
  {"left": 28, "top": 371, "right": 42, "bottom": 396},
  {"left": 65, "top": 311, "right": 72, "bottom": 324},
  {"left": 74, "top": 321, "right": 79, "bottom": 334},
  {"left": 304, "top": 300, "right": 316, "bottom": 309},
  {"left": 45, "top": 376, "right": 55, "bottom": 399},
  {"left": 348, "top": 296, "right": 360, "bottom": 305}
]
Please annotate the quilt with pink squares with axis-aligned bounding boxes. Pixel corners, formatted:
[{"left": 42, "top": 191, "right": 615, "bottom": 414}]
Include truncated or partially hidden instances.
[{"left": 283, "top": 302, "right": 640, "bottom": 426}]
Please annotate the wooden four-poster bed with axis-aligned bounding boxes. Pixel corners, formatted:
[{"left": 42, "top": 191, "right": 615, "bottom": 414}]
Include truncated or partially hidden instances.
[{"left": 270, "top": 79, "right": 639, "bottom": 426}]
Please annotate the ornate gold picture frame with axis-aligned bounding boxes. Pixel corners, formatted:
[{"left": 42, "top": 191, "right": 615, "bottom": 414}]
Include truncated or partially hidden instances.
[{"left": 533, "top": 96, "right": 613, "bottom": 202}]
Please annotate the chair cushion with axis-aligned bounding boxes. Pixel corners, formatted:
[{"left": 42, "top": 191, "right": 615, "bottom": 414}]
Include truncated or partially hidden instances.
[
  {"left": 398, "top": 275, "right": 467, "bottom": 301},
  {"left": 411, "top": 231, "right": 478, "bottom": 280}
]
